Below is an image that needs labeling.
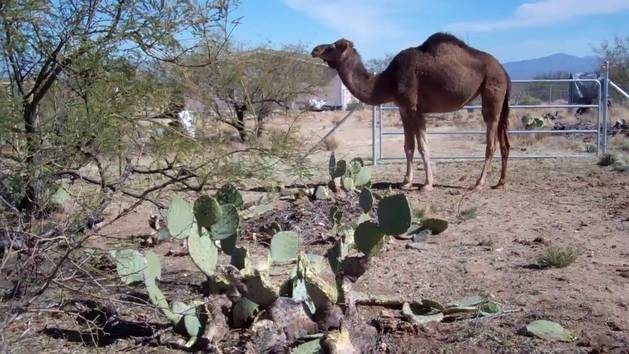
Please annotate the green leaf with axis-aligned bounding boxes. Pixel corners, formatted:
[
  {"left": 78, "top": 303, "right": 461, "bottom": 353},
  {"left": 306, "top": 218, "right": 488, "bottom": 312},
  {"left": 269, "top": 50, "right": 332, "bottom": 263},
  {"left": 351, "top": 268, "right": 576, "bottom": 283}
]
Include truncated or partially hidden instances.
[
  {"left": 210, "top": 204, "right": 240, "bottom": 240},
  {"left": 292, "top": 338, "right": 323, "bottom": 354},
  {"left": 193, "top": 195, "right": 222, "bottom": 229},
  {"left": 216, "top": 183, "right": 243, "bottom": 208},
  {"left": 144, "top": 250, "right": 161, "bottom": 280},
  {"left": 110, "top": 249, "right": 144, "bottom": 285},
  {"left": 359, "top": 188, "right": 373, "bottom": 213},
  {"left": 167, "top": 197, "right": 194, "bottom": 239},
  {"left": 523, "top": 320, "right": 576, "bottom": 342},
  {"left": 354, "top": 221, "right": 385, "bottom": 257},
  {"left": 188, "top": 225, "right": 218, "bottom": 276},
  {"left": 377, "top": 194, "right": 411, "bottom": 235},
  {"left": 421, "top": 218, "right": 448, "bottom": 235},
  {"left": 232, "top": 297, "right": 259, "bottom": 328},
  {"left": 271, "top": 231, "right": 299, "bottom": 263}
]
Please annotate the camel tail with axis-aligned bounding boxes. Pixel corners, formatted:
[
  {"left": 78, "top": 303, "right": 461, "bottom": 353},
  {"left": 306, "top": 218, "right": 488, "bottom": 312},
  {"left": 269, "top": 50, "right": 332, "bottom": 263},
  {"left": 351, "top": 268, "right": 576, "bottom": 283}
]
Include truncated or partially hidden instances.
[{"left": 498, "top": 72, "right": 511, "bottom": 154}]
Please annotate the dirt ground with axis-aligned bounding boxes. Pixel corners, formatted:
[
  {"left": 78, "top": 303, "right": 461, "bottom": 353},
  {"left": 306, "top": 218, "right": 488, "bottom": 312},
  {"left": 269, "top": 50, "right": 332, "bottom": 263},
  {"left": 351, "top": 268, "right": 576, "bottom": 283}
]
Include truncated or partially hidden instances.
[{"left": 3, "top": 109, "right": 629, "bottom": 353}]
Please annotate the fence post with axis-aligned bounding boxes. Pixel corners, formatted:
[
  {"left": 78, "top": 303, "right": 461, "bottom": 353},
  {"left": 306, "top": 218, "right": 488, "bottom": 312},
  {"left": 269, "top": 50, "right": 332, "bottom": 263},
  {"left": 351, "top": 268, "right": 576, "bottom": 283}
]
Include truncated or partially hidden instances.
[
  {"left": 372, "top": 105, "right": 377, "bottom": 165},
  {"left": 602, "top": 61, "right": 610, "bottom": 153}
]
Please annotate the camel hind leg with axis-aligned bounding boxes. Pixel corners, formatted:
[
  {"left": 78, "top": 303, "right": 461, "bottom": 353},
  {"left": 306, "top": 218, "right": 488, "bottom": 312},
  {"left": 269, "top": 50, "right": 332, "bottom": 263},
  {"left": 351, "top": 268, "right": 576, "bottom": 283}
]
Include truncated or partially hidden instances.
[
  {"left": 400, "top": 107, "right": 416, "bottom": 189},
  {"left": 474, "top": 91, "right": 502, "bottom": 190},
  {"left": 414, "top": 112, "right": 433, "bottom": 191}
]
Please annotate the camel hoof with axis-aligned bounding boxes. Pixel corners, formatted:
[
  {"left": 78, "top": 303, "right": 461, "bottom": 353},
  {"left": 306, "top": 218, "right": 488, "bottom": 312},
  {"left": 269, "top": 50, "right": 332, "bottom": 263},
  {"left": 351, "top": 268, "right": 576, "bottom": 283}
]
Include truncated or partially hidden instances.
[
  {"left": 419, "top": 184, "right": 433, "bottom": 192},
  {"left": 491, "top": 183, "right": 506, "bottom": 190},
  {"left": 471, "top": 184, "right": 483, "bottom": 191},
  {"left": 400, "top": 182, "right": 414, "bottom": 190}
]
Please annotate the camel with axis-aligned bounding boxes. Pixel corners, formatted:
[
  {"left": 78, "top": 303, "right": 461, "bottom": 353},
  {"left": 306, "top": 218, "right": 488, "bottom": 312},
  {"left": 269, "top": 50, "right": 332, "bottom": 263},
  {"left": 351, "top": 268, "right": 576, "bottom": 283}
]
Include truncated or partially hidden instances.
[{"left": 311, "top": 33, "right": 511, "bottom": 191}]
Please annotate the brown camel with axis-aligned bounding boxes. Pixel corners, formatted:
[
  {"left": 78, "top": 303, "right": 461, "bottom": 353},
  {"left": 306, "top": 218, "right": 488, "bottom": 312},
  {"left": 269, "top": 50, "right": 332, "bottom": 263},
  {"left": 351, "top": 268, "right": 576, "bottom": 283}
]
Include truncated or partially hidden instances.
[{"left": 311, "top": 33, "right": 511, "bottom": 190}]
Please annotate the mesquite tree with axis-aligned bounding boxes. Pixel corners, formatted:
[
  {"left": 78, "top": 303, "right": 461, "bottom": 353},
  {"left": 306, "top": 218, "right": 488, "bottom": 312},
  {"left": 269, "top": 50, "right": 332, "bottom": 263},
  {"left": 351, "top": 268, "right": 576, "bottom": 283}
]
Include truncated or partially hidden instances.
[{"left": 0, "top": 0, "right": 236, "bottom": 219}]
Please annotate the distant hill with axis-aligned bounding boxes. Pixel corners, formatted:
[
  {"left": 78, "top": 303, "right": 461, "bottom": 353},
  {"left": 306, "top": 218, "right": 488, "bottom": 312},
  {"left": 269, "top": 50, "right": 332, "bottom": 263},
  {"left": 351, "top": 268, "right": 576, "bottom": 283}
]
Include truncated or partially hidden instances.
[{"left": 502, "top": 53, "right": 601, "bottom": 79}]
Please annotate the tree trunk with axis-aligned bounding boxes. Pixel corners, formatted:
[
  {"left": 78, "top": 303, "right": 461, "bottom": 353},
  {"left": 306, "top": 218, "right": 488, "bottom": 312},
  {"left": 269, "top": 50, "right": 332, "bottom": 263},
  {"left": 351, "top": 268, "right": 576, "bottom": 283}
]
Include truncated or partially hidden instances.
[
  {"left": 234, "top": 103, "right": 247, "bottom": 142},
  {"left": 18, "top": 104, "right": 39, "bottom": 220}
]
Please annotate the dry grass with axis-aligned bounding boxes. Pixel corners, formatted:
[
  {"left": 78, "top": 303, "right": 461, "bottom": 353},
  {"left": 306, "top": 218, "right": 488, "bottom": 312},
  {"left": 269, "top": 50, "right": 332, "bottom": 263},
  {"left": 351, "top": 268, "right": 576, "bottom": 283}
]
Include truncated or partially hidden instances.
[
  {"left": 537, "top": 246, "right": 578, "bottom": 269},
  {"left": 323, "top": 136, "right": 340, "bottom": 151}
]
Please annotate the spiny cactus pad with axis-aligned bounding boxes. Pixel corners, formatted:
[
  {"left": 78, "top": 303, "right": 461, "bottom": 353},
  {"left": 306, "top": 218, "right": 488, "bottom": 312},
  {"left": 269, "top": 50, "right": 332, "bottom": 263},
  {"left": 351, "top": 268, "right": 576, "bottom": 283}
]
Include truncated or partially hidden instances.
[
  {"left": 270, "top": 231, "right": 299, "bottom": 263},
  {"left": 421, "top": 218, "right": 448, "bottom": 235},
  {"left": 144, "top": 250, "right": 161, "bottom": 280},
  {"left": 359, "top": 188, "right": 373, "bottom": 213},
  {"left": 342, "top": 176, "right": 355, "bottom": 191},
  {"left": 377, "top": 194, "right": 412, "bottom": 235},
  {"left": 110, "top": 249, "right": 145, "bottom": 285},
  {"left": 354, "top": 167, "right": 371, "bottom": 187},
  {"left": 188, "top": 225, "right": 218, "bottom": 276},
  {"left": 193, "top": 195, "right": 222, "bottom": 229},
  {"left": 354, "top": 221, "right": 385, "bottom": 257},
  {"left": 167, "top": 196, "right": 194, "bottom": 238},
  {"left": 210, "top": 204, "right": 239, "bottom": 240},
  {"left": 216, "top": 182, "right": 244, "bottom": 208},
  {"left": 331, "top": 160, "right": 347, "bottom": 178},
  {"left": 232, "top": 297, "right": 259, "bottom": 328}
]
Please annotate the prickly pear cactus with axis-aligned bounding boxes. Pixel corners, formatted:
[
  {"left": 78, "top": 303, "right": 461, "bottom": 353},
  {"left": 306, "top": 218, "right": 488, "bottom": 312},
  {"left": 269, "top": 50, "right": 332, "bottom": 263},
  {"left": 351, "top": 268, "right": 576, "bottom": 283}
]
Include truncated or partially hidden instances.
[
  {"left": 167, "top": 197, "right": 194, "bottom": 239},
  {"left": 210, "top": 204, "right": 239, "bottom": 240},
  {"left": 377, "top": 194, "right": 411, "bottom": 235},
  {"left": 188, "top": 225, "right": 218, "bottom": 276},
  {"left": 193, "top": 195, "right": 222, "bottom": 229},
  {"left": 354, "top": 221, "right": 385, "bottom": 257},
  {"left": 110, "top": 249, "right": 145, "bottom": 285},
  {"left": 270, "top": 231, "right": 298, "bottom": 263},
  {"left": 359, "top": 188, "right": 373, "bottom": 213},
  {"left": 216, "top": 182, "right": 244, "bottom": 209}
]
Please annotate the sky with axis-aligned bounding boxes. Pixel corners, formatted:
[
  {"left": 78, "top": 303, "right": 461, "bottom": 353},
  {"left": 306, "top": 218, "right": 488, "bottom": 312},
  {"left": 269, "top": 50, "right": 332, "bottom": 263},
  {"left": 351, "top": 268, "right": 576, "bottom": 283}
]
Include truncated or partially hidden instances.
[{"left": 229, "top": 0, "right": 629, "bottom": 63}]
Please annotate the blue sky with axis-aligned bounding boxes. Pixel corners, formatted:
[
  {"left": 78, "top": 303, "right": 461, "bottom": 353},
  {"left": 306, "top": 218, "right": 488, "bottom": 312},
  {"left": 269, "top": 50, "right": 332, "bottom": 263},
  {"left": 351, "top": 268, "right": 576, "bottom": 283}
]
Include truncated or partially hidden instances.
[{"left": 229, "top": 0, "right": 629, "bottom": 62}]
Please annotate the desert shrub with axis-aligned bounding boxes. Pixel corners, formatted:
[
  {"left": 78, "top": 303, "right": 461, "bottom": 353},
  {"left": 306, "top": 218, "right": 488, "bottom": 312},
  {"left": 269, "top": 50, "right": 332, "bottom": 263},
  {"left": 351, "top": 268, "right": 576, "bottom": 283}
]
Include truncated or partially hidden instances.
[
  {"left": 598, "top": 153, "right": 618, "bottom": 166},
  {"left": 584, "top": 143, "right": 597, "bottom": 153},
  {"left": 459, "top": 207, "right": 477, "bottom": 220},
  {"left": 519, "top": 95, "right": 543, "bottom": 106},
  {"left": 323, "top": 136, "right": 340, "bottom": 151},
  {"left": 537, "top": 246, "right": 578, "bottom": 268},
  {"left": 346, "top": 101, "right": 365, "bottom": 111}
]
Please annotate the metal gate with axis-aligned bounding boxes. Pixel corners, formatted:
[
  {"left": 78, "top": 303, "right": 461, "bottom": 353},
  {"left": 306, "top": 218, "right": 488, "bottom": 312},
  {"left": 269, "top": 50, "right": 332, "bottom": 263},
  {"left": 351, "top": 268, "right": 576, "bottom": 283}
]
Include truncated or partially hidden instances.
[{"left": 371, "top": 70, "right": 611, "bottom": 165}]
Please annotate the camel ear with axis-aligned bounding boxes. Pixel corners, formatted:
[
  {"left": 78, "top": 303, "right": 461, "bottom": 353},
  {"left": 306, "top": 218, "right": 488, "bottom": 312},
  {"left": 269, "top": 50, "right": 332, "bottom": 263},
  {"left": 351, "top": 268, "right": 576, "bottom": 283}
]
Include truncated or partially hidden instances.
[{"left": 334, "top": 39, "right": 354, "bottom": 52}]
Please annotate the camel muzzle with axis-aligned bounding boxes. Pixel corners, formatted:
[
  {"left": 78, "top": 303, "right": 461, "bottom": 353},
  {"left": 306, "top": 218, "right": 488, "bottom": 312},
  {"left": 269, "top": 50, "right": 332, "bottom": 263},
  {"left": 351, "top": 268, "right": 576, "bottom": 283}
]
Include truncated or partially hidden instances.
[{"left": 311, "top": 44, "right": 331, "bottom": 58}]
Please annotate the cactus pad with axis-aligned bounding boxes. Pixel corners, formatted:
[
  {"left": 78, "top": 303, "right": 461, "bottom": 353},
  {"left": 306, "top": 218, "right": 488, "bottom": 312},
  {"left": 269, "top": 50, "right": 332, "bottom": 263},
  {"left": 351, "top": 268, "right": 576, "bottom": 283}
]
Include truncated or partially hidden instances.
[{"left": 377, "top": 194, "right": 412, "bottom": 235}]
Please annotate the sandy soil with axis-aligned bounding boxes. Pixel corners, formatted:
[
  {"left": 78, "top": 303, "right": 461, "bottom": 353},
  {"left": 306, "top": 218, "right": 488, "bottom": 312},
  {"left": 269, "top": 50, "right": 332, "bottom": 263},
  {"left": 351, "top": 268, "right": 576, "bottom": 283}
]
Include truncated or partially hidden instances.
[{"left": 3, "top": 109, "right": 629, "bottom": 353}]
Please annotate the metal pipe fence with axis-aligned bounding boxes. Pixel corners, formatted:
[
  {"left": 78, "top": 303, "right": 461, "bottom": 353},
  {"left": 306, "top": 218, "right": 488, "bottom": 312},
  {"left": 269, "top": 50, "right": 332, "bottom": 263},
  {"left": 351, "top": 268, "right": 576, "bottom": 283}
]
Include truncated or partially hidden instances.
[{"left": 372, "top": 77, "right": 609, "bottom": 165}]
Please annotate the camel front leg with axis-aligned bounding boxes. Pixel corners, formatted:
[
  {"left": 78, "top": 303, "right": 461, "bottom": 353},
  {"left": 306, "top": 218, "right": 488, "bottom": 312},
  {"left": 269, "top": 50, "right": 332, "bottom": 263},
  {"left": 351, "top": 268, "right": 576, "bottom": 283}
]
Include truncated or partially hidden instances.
[
  {"left": 400, "top": 109, "right": 415, "bottom": 190},
  {"left": 415, "top": 118, "right": 433, "bottom": 191}
]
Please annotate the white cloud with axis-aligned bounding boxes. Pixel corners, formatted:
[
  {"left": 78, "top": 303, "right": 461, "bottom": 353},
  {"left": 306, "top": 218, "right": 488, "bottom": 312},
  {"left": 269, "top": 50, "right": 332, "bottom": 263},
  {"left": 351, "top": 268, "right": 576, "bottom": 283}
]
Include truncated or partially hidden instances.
[
  {"left": 446, "top": 0, "right": 629, "bottom": 33},
  {"left": 282, "top": 0, "right": 403, "bottom": 42}
]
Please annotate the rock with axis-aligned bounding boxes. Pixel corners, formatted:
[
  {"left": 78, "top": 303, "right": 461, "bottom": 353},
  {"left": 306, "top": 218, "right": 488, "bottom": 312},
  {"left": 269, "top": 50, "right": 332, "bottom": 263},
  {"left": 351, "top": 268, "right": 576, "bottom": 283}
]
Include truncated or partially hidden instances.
[
  {"left": 270, "top": 297, "right": 318, "bottom": 343},
  {"left": 250, "top": 319, "right": 287, "bottom": 353}
]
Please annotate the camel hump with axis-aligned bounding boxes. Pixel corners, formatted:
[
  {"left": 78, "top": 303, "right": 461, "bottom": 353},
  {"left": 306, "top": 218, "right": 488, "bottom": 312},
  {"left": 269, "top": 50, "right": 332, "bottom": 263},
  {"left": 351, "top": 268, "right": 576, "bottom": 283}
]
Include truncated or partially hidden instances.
[{"left": 417, "top": 32, "right": 469, "bottom": 52}]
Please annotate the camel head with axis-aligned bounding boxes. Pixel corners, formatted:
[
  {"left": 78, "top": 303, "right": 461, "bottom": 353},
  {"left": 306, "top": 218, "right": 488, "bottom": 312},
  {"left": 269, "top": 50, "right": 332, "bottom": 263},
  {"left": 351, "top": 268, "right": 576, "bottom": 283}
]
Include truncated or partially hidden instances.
[{"left": 311, "top": 39, "right": 354, "bottom": 69}]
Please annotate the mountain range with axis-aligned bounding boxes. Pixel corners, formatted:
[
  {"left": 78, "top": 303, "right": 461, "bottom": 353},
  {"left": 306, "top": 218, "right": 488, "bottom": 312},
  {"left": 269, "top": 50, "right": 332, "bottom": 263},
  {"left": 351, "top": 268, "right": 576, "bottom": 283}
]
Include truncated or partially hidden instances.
[{"left": 502, "top": 53, "right": 601, "bottom": 79}]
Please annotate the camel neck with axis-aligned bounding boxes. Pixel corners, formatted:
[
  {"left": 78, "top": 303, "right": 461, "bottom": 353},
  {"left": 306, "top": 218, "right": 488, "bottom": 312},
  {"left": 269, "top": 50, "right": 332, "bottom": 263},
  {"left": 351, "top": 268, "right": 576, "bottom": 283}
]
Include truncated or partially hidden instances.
[{"left": 336, "top": 56, "right": 393, "bottom": 105}]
